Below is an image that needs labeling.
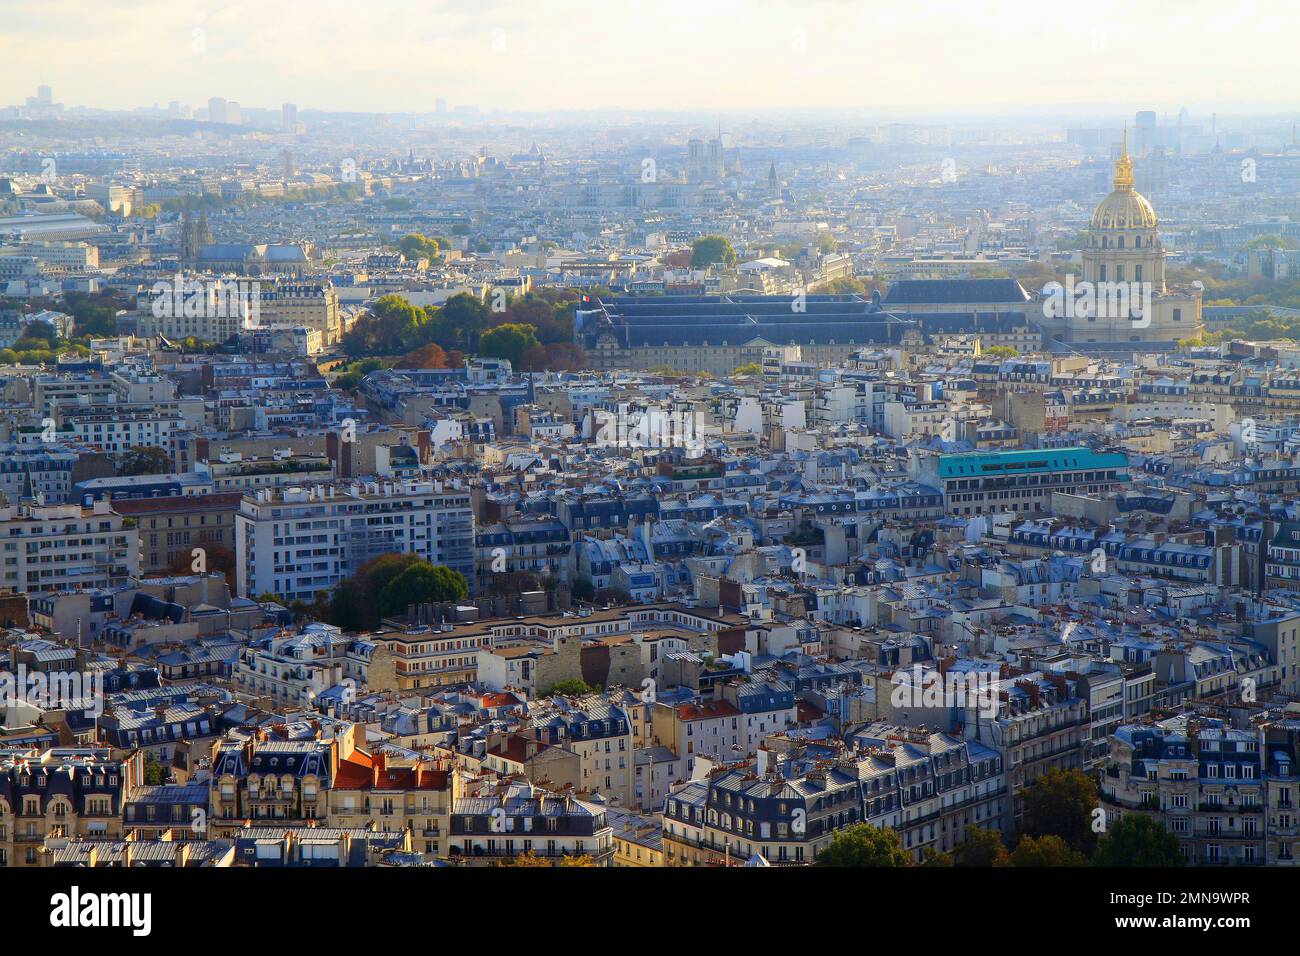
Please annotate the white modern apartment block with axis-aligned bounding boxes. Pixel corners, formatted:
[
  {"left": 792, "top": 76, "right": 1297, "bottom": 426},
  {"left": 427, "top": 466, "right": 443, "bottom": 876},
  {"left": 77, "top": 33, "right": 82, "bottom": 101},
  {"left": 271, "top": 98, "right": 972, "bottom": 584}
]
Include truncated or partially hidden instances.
[
  {"left": 235, "top": 480, "right": 475, "bottom": 603},
  {"left": 0, "top": 499, "right": 139, "bottom": 593},
  {"left": 58, "top": 406, "right": 184, "bottom": 455}
]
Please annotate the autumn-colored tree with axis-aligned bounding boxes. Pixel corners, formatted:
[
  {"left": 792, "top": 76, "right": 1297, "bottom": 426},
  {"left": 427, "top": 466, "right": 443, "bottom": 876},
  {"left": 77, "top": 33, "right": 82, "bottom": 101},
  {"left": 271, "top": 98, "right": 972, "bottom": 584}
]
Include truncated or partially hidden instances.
[
  {"left": 661, "top": 249, "right": 693, "bottom": 270},
  {"left": 394, "top": 342, "right": 449, "bottom": 369},
  {"left": 519, "top": 341, "right": 588, "bottom": 373},
  {"left": 167, "top": 542, "right": 236, "bottom": 589}
]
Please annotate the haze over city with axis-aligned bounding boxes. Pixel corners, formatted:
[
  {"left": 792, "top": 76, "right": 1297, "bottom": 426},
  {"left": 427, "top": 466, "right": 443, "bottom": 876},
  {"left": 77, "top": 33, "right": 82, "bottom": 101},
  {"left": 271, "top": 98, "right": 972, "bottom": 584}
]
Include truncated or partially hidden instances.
[{"left": 4, "top": 0, "right": 1299, "bottom": 115}]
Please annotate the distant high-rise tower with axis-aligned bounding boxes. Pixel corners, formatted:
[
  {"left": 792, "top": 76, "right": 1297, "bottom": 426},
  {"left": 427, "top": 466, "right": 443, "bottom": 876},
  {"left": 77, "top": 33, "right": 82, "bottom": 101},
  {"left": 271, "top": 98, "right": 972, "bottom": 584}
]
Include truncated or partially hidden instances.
[
  {"left": 208, "top": 97, "right": 228, "bottom": 124},
  {"left": 226, "top": 101, "right": 241, "bottom": 125},
  {"left": 1134, "top": 110, "right": 1163, "bottom": 194},
  {"left": 768, "top": 161, "right": 779, "bottom": 198},
  {"left": 435, "top": 97, "right": 447, "bottom": 114},
  {"left": 282, "top": 102, "right": 298, "bottom": 132},
  {"left": 36, "top": 85, "right": 52, "bottom": 106}
]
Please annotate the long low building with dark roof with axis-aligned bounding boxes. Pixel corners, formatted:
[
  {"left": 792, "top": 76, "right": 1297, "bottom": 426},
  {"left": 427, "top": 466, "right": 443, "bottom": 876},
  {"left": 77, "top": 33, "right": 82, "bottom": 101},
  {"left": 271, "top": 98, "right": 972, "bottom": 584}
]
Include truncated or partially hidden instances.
[
  {"left": 576, "top": 293, "right": 919, "bottom": 374},
  {"left": 576, "top": 285, "right": 1042, "bottom": 374}
]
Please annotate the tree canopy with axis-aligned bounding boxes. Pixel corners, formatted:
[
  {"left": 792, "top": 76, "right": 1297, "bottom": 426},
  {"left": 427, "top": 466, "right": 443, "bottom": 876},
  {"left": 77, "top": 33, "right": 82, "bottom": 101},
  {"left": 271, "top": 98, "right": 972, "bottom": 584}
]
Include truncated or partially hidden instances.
[
  {"left": 1020, "top": 768, "right": 1100, "bottom": 857},
  {"left": 117, "top": 445, "right": 174, "bottom": 476},
  {"left": 691, "top": 235, "right": 737, "bottom": 269},
  {"left": 1093, "top": 813, "right": 1185, "bottom": 867},
  {"left": 816, "top": 824, "right": 910, "bottom": 867},
  {"left": 397, "top": 233, "right": 440, "bottom": 260},
  {"left": 317, "top": 553, "right": 469, "bottom": 631},
  {"left": 479, "top": 323, "right": 540, "bottom": 367}
]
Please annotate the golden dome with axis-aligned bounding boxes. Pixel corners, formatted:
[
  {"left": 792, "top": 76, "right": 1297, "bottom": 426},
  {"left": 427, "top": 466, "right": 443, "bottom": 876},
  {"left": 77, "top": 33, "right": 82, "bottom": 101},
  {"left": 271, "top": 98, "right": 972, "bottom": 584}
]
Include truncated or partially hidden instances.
[{"left": 1090, "top": 127, "right": 1157, "bottom": 230}]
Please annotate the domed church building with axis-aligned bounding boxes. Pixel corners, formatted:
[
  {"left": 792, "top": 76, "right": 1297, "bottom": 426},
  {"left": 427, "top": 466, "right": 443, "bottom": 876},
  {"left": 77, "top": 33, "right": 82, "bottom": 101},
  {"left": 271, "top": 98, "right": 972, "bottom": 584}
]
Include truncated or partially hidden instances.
[{"left": 1045, "top": 129, "right": 1202, "bottom": 354}]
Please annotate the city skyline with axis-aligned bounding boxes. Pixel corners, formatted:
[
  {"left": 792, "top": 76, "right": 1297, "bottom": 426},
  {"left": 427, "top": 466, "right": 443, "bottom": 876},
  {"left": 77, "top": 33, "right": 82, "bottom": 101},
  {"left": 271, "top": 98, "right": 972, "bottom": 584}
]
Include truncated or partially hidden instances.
[{"left": 3, "top": 0, "right": 1299, "bottom": 116}]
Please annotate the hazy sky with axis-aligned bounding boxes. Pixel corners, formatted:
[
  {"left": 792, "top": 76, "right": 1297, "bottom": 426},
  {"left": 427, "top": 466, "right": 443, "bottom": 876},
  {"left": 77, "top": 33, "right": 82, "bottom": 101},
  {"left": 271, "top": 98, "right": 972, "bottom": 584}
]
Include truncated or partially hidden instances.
[{"left": 2, "top": 0, "right": 1297, "bottom": 116}]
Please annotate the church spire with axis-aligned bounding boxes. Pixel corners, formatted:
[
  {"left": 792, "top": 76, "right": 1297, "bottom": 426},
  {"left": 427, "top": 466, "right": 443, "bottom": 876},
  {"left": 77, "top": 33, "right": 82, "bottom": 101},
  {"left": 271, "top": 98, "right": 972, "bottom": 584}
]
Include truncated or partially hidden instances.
[{"left": 1114, "top": 123, "right": 1135, "bottom": 190}]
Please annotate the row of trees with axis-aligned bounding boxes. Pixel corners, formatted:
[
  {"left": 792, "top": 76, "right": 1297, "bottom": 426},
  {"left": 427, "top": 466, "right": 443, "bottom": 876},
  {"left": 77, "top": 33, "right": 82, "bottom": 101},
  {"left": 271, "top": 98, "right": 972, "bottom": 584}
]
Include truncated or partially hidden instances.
[
  {"left": 338, "top": 289, "right": 562, "bottom": 355},
  {"left": 340, "top": 290, "right": 589, "bottom": 372},
  {"left": 818, "top": 769, "right": 1182, "bottom": 867}
]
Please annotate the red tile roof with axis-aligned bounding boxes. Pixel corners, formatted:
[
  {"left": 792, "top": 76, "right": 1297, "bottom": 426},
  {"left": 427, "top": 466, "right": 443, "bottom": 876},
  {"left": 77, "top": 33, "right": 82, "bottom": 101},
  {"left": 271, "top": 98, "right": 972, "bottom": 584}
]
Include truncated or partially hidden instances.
[{"left": 677, "top": 701, "right": 741, "bottom": 720}]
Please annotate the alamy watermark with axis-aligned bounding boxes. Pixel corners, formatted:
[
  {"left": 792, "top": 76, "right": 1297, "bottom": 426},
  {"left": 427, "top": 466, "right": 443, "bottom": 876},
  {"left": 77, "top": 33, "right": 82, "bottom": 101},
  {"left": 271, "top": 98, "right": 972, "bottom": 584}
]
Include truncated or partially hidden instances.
[
  {"left": 592, "top": 405, "right": 702, "bottom": 451},
  {"left": 149, "top": 274, "right": 262, "bottom": 322},
  {"left": 890, "top": 665, "right": 999, "bottom": 718},
  {"left": 1, "top": 665, "right": 104, "bottom": 717},
  {"left": 1042, "top": 276, "right": 1153, "bottom": 328}
]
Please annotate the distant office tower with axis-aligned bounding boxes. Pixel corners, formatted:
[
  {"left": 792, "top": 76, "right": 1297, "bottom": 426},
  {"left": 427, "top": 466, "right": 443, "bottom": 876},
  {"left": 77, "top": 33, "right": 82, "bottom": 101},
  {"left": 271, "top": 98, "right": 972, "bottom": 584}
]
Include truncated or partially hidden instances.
[
  {"left": 282, "top": 102, "right": 297, "bottom": 131},
  {"left": 1134, "top": 110, "right": 1163, "bottom": 194},
  {"left": 36, "top": 85, "right": 52, "bottom": 106},
  {"left": 435, "top": 97, "right": 447, "bottom": 114},
  {"left": 208, "top": 96, "right": 228, "bottom": 124},
  {"left": 226, "top": 101, "right": 241, "bottom": 125}
]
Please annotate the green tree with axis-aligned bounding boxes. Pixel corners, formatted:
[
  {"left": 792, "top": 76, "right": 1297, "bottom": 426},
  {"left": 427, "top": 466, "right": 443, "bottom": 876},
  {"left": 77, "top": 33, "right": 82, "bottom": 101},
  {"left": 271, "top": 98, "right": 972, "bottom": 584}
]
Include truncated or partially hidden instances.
[
  {"left": 377, "top": 562, "right": 469, "bottom": 616},
  {"left": 733, "top": 362, "right": 763, "bottom": 376},
  {"left": 117, "top": 445, "right": 174, "bottom": 476},
  {"left": 955, "top": 827, "right": 1010, "bottom": 867},
  {"left": 323, "top": 578, "right": 366, "bottom": 632},
  {"left": 543, "top": 678, "right": 593, "bottom": 697},
  {"left": 1009, "top": 834, "right": 1088, "bottom": 867},
  {"left": 691, "top": 235, "right": 737, "bottom": 269},
  {"left": 433, "top": 292, "right": 491, "bottom": 350},
  {"left": 983, "top": 346, "right": 1019, "bottom": 358},
  {"left": 1093, "top": 813, "right": 1185, "bottom": 867},
  {"left": 1021, "top": 768, "right": 1100, "bottom": 856},
  {"left": 479, "top": 322, "right": 540, "bottom": 366},
  {"left": 816, "top": 824, "right": 910, "bottom": 867},
  {"left": 143, "top": 755, "right": 167, "bottom": 786},
  {"left": 920, "top": 846, "right": 954, "bottom": 867},
  {"left": 397, "top": 232, "right": 440, "bottom": 260}
]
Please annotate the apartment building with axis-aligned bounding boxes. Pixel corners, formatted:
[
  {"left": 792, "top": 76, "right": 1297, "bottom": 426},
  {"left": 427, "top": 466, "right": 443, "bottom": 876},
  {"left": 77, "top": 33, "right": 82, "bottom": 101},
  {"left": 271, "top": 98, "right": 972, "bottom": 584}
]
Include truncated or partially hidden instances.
[
  {"left": 662, "top": 731, "right": 1004, "bottom": 866},
  {"left": 0, "top": 500, "right": 138, "bottom": 593},
  {"left": 381, "top": 621, "right": 495, "bottom": 690},
  {"left": 0, "top": 747, "right": 141, "bottom": 867},
  {"left": 208, "top": 735, "right": 337, "bottom": 837},
  {"left": 57, "top": 405, "right": 185, "bottom": 457},
  {"left": 329, "top": 742, "right": 456, "bottom": 857},
  {"left": 649, "top": 680, "right": 798, "bottom": 767},
  {"left": 234, "top": 479, "right": 475, "bottom": 602},
  {"left": 911, "top": 446, "right": 1130, "bottom": 517},
  {"left": 1102, "top": 717, "right": 1267, "bottom": 866},
  {"left": 112, "top": 491, "right": 242, "bottom": 574},
  {"left": 964, "top": 672, "right": 1088, "bottom": 831},
  {"left": 527, "top": 697, "right": 635, "bottom": 806},
  {"left": 448, "top": 779, "right": 614, "bottom": 865},
  {"left": 0, "top": 441, "right": 77, "bottom": 504},
  {"left": 231, "top": 623, "right": 395, "bottom": 707},
  {"left": 261, "top": 282, "right": 341, "bottom": 345}
]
